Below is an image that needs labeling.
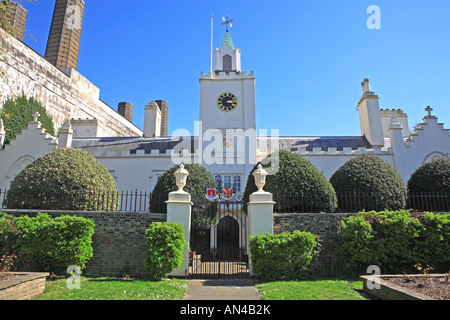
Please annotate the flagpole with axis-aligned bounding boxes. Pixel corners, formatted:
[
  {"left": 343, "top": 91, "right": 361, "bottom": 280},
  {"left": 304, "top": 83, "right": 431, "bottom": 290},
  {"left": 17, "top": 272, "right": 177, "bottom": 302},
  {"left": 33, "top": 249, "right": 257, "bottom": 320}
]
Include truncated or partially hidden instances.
[{"left": 210, "top": 14, "right": 213, "bottom": 74}]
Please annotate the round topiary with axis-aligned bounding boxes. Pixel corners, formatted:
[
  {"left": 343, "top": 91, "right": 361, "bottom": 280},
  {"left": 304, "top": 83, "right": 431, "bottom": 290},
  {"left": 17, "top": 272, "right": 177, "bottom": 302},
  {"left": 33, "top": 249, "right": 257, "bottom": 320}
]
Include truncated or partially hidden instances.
[
  {"left": 244, "top": 150, "right": 337, "bottom": 213},
  {"left": 150, "top": 163, "right": 217, "bottom": 213},
  {"left": 406, "top": 156, "right": 450, "bottom": 211},
  {"left": 407, "top": 157, "right": 450, "bottom": 193},
  {"left": 5, "top": 148, "right": 119, "bottom": 211},
  {"left": 0, "top": 94, "right": 55, "bottom": 144},
  {"left": 330, "top": 154, "right": 406, "bottom": 212}
]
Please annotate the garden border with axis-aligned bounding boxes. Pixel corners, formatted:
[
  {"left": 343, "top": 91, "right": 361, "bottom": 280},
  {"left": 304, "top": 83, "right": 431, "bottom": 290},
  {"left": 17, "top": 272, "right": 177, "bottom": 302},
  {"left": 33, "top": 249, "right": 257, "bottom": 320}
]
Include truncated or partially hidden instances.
[{"left": 0, "top": 272, "right": 49, "bottom": 300}]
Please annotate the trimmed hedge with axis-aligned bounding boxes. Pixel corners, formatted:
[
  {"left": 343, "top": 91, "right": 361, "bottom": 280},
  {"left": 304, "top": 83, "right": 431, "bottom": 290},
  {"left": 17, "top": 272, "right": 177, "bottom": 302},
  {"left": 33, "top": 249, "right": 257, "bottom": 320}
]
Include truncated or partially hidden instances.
[
  {"left": 407, "top": 157, "right": 450, "bottom": 194},
  {"left": 5, "top": 148, "right": 119, "bottom": 211},
  {"left": 0, "top": 94, "right": 55, "bottom": 144},
  {"left": 330, "top": 154, "right": 406, "bottom": 212},
  {"left": 0, "top": 212, "right": 95, "bottom": 275},
  {"left": 335, "top": 210, "right": 450, "bottom": 274},
  {"left": 143, "top": 222, "right": 186, "bottom": 280},
  {"left": 249, "top": 231, "right": 319, "bottom": 280},
  {"left": 150, "top": 163, "right": 216, "bottom": 213},
  {"left": 244, "top": 150, "right": 337, "bottom": 213}
]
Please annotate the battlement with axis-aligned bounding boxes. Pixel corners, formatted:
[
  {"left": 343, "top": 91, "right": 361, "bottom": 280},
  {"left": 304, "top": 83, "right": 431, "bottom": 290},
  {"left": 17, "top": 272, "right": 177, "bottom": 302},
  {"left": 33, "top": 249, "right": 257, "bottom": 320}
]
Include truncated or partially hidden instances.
[
  {"left": 289, "top": 146, "right": 391, "bottom": 156},
  {"left": 200, "top": 70, "right": 255, "bottom": 79}
]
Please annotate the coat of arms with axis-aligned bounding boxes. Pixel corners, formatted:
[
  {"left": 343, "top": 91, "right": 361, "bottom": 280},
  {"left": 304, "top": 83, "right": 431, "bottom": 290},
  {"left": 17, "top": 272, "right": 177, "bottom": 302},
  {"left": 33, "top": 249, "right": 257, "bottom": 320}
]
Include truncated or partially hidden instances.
[{"left": 205, "top": 188, "right": 218, "bottom": 200}]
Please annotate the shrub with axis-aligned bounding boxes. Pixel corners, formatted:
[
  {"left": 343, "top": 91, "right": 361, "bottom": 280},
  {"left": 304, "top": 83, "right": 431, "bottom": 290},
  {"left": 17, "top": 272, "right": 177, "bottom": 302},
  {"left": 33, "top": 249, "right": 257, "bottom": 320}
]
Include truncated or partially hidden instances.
[
  {"left": 244, "top": 150, "right": 337, "bottom": 213},
  {"left": 407, "top": 157, "right": 450, "bottom": 211},
  {"left": 249, "top": 231, "right": 318, "bottom": 281},
  {"left": 143, "top": 222, "right": 186, "bottom": 280},
  {"left": 407, "top": 157, "right": 450, "bottom": 193},
  {"left": 0, "top": 94, "right": 55, "bottom": 144},
  {"left": 0, "top": 213, "right": 95, "bottom": 275},
  {"left": 335, "top": 210, "right": 450, "bottom": 274},
  {"left": 330, "top": 154, "right": 406, "bottom": 212},
  {"left": 5, "top": 148, "right": 119, "bottom": 211},
  {"left": 150, "top": 163, "right": 216, "bottom": 213}
]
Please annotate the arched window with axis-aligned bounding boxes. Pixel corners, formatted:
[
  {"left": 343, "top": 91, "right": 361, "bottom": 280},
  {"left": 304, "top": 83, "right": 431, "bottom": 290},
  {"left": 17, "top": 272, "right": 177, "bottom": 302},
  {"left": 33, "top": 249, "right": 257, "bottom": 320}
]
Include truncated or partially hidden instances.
[{"left": 223, "top": 54, "right": 232, "bottom": 72}]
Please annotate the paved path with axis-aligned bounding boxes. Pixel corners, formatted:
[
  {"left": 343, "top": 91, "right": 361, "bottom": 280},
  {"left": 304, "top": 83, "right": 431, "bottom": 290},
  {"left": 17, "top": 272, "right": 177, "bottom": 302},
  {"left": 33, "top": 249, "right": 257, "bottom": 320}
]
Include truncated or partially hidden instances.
[{"left": 184, "top": 280, "right": 261, "bottom": 300}]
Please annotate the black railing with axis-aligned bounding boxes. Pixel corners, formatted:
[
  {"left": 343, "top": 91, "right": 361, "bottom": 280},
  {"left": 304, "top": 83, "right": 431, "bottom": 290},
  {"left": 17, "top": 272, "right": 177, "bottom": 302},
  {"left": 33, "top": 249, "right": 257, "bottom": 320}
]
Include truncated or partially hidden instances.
[
  {"left": 273, "top": 191, "right": 450, "bottom": 214},
  {"left": 0, "top": 189, "right": 167, "bottom": 213},
  {"left": 1, "top": 189, "right": 449, "bottom": 214}
]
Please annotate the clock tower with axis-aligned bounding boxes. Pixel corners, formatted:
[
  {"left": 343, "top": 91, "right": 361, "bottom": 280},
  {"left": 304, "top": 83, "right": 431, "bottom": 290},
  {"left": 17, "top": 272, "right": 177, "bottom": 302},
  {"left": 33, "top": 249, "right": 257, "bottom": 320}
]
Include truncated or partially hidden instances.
[{"left": 199, "top": 28, "right": 257, "bottom": 192}]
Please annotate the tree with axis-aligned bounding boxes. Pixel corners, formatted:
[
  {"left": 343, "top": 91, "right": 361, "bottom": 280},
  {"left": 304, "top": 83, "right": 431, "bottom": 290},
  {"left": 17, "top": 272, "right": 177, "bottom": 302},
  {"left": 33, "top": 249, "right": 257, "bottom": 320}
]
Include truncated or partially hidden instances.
[
  {"left": 150, "top": 163, "right": 216, "bottom": 213},
  {"left": 330, "top": 154, "right": 406, "bottom": 212},
  {"left": 0, "top": 93, "right": 55, "bottom": 144},
  {"left": 5, "top": 148, "right": 119, "bottom": 211},
  {"left": 244, "top": 150, "right": 337, "bottom": 213}
]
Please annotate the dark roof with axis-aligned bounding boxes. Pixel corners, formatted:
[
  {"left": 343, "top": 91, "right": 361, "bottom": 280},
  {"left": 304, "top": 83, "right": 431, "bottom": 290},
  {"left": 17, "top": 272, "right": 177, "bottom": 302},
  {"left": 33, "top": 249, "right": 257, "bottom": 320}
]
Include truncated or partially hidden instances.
[
  {"left": 263, "top": 136, "right": 373, "bottom": 152},
  {"left": 71, "top": 135, "right": 372, "bottom": 154},
  {"left": 72, "top": 136, "right": 196, "bottom": 154}
]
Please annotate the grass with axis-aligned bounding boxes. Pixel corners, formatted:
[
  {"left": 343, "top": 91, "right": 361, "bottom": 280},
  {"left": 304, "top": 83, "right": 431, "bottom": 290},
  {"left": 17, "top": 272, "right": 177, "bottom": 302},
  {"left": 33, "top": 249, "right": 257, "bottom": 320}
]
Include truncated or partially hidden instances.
[
  {"left": 255, "top": 279, "right": 368, "bottom": 300},
  {"left": 31, "top": 277, "right": 188, "bottom": 300}
]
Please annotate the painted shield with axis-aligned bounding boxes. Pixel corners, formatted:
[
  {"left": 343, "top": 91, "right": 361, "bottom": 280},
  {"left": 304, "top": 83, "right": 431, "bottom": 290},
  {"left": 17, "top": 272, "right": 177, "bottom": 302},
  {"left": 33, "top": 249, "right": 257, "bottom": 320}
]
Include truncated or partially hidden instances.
[
  {"left": 206, "top": 188, "right": 217, "bottom": 200},
  {"left": 222, "top": 188, "right": 233, "bottom": 199}
]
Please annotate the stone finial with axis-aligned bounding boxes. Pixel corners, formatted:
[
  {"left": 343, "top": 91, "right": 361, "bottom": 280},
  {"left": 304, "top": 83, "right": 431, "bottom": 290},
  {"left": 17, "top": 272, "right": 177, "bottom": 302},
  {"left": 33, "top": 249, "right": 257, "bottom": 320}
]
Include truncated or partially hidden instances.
[
  {"left": 33, "top": 112, "right": 40, "bottom": 122},
  {"left": 174, "top": 164, "right": 189, "bottom": 191},
  {"left": 252, "top": 164, "right": 268, "bottom": 192},
  {"left": 361, "top": 78, "right": 371, "bottom": 94},
  {"left": 425, "top": 106, "right": 433, "bottom": 117}
]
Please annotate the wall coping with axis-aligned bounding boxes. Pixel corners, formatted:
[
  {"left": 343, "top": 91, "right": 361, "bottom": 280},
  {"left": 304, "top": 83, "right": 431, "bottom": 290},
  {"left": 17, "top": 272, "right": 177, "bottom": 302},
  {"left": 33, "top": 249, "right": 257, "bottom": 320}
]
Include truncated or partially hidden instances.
[{"left": 0, "top": 272, "right": 49, "bottom": 291}]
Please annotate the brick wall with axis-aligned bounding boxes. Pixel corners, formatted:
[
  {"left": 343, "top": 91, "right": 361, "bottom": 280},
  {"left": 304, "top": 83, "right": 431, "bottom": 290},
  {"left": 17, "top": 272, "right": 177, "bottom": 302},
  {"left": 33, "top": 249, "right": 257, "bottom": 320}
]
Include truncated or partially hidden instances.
[
  {"left": 4, "top": 211, "right": 167, "bottom": 278},
  {"left": 273, "top": 213, "right": 353, "bottom": 275}
]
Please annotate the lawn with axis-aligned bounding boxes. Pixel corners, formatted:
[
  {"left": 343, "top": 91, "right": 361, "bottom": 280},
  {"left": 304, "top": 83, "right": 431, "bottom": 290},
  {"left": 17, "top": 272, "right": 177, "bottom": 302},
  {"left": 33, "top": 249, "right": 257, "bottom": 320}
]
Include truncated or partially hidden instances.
[
  {"left": 32, "top": 277, "right": 188, "bottom": 300},
  {"left": 255, "top": 280, "right": 368, "bottom": 300}
]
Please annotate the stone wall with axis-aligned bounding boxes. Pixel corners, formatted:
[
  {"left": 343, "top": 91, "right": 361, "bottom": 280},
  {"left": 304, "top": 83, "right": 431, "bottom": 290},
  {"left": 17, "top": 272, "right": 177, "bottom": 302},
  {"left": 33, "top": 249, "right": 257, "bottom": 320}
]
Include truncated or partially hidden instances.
[
  {"left": 0, "top": 29, "right": 142, "bottom": 138},
  {"left": 273, "top": 213, "right": 353, "bottom": 275},
  {"left": 4, "top": 210, "right": 167, "bottom": 278}
]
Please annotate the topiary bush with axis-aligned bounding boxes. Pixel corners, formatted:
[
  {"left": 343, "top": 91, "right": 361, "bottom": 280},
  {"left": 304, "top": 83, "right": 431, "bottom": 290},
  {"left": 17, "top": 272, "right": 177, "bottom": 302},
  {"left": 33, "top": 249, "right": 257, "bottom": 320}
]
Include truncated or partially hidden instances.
[
  {"left": 335, "top": 210, "right": 450, "bottom": 274},
  {"left": 407, "top": 157, "right": 450, "bottom": 211},
  {"left": 150, "top": 163, "right": 216, "bottom": 213},
  {"left": 244, "top": 150, "right": 337, "bottom": 213},
  {"left": 0, "top": 213, "right": 95, "bottom": 275},
  {"left": 5, "top": 148, "right": 119, "bottom": 211},
  {"left": 143, "top": 222, "right": 186, "bottom": 281},
  {"left": 330, "top": 154, "right": 406, "bottom": 212},
  {"left": 249, "top": 230, "right": 319, "bottom": 280},
  {"left": 0, "top": 94, "right": 55, "bottom": 144}
]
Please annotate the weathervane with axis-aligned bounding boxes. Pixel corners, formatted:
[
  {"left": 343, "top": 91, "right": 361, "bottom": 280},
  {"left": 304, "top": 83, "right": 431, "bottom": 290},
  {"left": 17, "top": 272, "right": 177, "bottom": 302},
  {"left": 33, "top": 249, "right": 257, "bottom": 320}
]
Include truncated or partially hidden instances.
[{"left": 222, "top": 15, "right": 235, "bottom": 32}]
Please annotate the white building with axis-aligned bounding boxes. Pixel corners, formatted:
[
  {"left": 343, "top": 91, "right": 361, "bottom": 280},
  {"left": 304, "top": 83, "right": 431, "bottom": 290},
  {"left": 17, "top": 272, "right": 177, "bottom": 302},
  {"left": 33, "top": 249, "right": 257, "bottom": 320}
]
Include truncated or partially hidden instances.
[{"left": 1, "top": 30, "right": 450, "bottom": 195}]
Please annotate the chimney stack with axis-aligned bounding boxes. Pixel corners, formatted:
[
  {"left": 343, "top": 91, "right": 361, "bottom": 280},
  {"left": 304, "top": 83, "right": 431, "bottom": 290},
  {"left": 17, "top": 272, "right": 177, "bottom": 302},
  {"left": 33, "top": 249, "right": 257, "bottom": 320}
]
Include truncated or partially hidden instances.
[{"left": 143, "top": 101, "right": 161, "bottom": 138}]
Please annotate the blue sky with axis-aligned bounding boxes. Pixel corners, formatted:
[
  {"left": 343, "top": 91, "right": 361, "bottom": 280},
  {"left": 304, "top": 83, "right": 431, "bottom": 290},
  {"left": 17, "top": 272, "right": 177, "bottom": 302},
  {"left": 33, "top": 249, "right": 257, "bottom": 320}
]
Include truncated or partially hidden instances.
[{"left": 20, "top": 0, "right": 450, "bottom": 137}]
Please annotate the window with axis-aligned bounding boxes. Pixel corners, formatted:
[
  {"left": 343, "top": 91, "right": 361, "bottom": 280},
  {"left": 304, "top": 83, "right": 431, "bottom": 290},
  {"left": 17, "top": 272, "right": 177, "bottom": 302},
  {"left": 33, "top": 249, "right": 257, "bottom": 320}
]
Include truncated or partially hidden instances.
[
  {"left": 233, "top": 176, "right": 241, "bottom": 193},
  {"left": 214, "top": 175, "right": 222, "bottom": 189},
  {"left": 223, "top": 54, "right": 232, "bottom": 72},
  {"left": 214, "top": 174, "right": 242, "bottom": 193}
]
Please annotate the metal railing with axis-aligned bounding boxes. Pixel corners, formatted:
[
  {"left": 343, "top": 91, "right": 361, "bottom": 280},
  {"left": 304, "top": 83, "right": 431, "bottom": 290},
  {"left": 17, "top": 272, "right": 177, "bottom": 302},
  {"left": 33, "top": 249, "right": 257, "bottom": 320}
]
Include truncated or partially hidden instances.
[
  {"left": 0, "top": 189, "right": 167, "bottom": 213},
  {"left": 1, "top": 189, "right": 449, "bottom": 214}
]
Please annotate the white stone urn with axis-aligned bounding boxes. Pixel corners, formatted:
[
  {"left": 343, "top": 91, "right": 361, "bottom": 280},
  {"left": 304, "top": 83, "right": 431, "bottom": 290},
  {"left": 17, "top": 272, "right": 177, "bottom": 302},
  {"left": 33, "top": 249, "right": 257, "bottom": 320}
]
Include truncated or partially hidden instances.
[
  {"left": 252, "top": 164, "right": 268, "bottom": 192},
  {"left": 174, "top": 164, "right": 189, "bottom": 191}
]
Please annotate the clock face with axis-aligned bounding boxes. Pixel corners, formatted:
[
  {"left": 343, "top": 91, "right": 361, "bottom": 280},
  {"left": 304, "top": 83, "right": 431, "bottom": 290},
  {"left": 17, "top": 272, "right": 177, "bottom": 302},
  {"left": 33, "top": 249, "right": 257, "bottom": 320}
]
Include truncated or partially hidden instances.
[{"left": 217, "top": 92, "right": 238, "bottom": 112}]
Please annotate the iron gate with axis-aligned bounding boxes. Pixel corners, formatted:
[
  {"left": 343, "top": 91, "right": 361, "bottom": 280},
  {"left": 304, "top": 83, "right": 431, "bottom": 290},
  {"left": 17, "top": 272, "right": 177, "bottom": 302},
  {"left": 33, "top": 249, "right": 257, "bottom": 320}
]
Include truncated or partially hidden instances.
[{"left": 189, "top": 200, "right": 250, "bottom": 279}]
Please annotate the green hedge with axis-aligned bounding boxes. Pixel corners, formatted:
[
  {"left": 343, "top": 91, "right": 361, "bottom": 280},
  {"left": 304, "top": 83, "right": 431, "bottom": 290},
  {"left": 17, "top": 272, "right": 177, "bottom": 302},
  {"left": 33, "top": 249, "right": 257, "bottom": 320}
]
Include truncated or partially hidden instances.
[
  {"left": 0, "top": 213, "right": 95, "bottom": 275},
  {"left": 249, "top": 231, "right": 319, "bottom": 281},
  {"left": 335, "top": 210, "right": 450, "bottom": 274},
  {"left": 143, "top": 222, "right": 186, "bottom": 280}
]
